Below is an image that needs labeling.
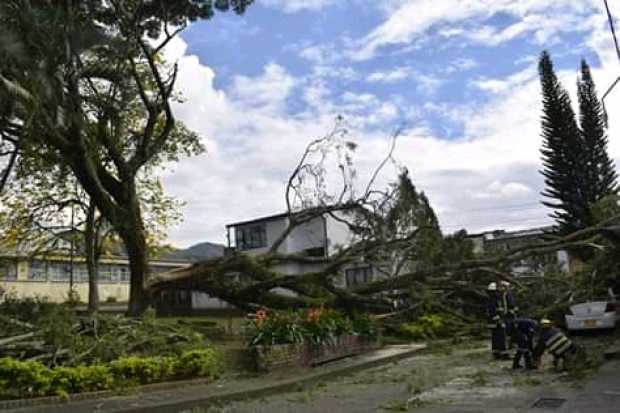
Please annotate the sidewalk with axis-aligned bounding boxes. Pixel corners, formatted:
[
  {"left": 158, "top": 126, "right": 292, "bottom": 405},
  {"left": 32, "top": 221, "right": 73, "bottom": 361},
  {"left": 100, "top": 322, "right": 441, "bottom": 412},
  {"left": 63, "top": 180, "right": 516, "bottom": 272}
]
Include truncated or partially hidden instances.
[
  {"left": 411, "top": 353, "right": 620, "bottom": 413},
  {"left": 3, "top": 344, "right": 426, "bottom": 413}
]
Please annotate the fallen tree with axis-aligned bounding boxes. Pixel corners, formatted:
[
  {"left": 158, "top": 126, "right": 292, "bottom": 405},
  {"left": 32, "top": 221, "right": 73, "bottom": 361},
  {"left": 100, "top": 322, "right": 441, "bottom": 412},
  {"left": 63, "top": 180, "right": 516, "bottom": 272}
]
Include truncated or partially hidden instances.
[{"left": 146, "top": 122, "right": 620, "bottom": 316}]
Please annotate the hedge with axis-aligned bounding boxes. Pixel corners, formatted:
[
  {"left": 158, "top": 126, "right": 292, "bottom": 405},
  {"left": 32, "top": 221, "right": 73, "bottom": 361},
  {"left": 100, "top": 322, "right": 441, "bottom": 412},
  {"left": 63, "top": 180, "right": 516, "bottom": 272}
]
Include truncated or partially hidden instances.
[{"left": 0, "top": 348, "right": 221, "bottom": 398}]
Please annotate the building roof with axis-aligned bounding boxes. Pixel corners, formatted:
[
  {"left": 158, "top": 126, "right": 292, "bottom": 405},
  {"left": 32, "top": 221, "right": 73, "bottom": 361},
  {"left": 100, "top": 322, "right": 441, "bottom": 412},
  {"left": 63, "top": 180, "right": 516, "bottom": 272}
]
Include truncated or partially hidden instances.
[{"left": 225, "top": 212, "right": 291, "bottom": 228}]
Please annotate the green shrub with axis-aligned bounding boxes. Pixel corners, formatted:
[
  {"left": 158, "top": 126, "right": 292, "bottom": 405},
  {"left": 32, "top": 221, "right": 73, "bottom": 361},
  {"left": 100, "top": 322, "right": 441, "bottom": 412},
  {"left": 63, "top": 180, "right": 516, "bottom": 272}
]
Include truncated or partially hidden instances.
[
  {"left": 351, "top": 313, "right": 377, "bottom": 338},
  {"left": 0, "top": 347, "right": 222, "bottom": 398},
  {"left": 109, "top": 356, "right": 176, "bottom": 384},
  {"left": 399, "top": 314, "right": 452, "bottom": 340},
  {"left": 50, "top": 365, "right": 113, "bottom": 396},
  {"left": 0, "top": 357, "right": 54, "bottom": 397},
  {"left": 176, "top": 349, "right": 221, "bottom": 379}
]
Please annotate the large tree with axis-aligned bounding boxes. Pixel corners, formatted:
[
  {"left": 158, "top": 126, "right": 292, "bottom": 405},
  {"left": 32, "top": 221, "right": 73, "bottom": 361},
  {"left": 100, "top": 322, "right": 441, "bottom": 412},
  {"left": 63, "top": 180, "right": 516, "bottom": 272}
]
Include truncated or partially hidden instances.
[
  {"left": 538, "top": 51, "right": 617, "bottom": 236},
  {"left": 0, "top": 0, "right": 253, "bottom": 315},
  {"left": 577, "top": 60, "right": 618, "bottom": 206}
]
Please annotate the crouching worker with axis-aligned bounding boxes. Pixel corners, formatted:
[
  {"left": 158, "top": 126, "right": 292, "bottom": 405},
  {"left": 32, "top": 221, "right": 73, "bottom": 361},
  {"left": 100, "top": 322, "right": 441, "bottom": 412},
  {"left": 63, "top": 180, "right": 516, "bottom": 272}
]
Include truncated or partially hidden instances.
[
  {"left": 534, "top": 319, "right": 577, "bottom": 371},
  {"left": 511, "top": 318, "right": 538, "bottom": 370}
]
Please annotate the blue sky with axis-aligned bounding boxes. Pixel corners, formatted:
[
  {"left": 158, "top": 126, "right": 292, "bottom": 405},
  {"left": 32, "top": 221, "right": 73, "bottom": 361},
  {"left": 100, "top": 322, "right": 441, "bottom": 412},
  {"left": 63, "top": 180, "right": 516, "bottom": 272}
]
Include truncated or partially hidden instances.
[{"left": 161, "top": 0, "right": 620, "bottom": 247}]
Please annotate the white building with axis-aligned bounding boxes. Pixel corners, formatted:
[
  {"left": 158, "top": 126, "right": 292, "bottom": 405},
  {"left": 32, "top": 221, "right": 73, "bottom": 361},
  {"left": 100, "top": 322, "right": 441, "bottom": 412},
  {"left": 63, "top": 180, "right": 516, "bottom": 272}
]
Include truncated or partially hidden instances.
[
  {"left": 225, "top": 210, "right": 374, "bottom": 287},
  {"left": 468, "top": 226, "right": 570, "bottom": 275}
]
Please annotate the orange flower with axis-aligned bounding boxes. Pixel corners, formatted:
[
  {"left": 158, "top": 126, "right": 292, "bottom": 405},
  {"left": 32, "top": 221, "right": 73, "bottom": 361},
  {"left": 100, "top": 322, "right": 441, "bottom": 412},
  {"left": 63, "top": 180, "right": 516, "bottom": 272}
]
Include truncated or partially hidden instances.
[
  {"left": 255, "top": 307, "right": 268, "bottom": 326},
  {"left": 306, "top": 307, "right": 322, "bottom": 323}
]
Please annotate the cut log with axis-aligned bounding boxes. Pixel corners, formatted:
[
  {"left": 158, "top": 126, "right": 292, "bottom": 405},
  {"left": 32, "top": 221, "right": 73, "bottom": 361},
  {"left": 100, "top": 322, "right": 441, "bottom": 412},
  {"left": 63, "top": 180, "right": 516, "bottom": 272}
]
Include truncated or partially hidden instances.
[
  {"left": 0, "top": 315, "right": 35, "bottom": 330},
  {"left": 0, "top": 332, "right": 35, "bottom": 346}
]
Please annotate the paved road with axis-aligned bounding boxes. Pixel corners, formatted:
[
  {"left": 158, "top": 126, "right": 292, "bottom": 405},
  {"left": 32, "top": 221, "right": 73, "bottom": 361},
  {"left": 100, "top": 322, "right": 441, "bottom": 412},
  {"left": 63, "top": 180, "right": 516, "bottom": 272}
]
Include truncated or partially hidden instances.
[{"left": 196, "top": 342, "right": 620, "bottom": 413}]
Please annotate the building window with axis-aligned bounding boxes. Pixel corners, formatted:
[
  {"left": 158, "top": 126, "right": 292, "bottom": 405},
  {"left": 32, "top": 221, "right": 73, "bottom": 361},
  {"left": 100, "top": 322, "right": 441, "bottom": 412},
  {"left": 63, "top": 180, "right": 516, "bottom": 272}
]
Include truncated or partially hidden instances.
[
  {"left": 0, "top": 259, "right": 17, "bottom": 280},
  {"left": 99, "top": 264, "right": 129, "bottom": 283},
  {"left": 303, "top": 247, "right": 326, "bottom": 257},
  {"left": 235, "top": 224, "right": 267, "bottom": 250},
  {"left": 345, "top": 266, "right": 373, "bottom": 287},
  {"left": 28, "top": 260, "right": 47, "bottom": 281}
]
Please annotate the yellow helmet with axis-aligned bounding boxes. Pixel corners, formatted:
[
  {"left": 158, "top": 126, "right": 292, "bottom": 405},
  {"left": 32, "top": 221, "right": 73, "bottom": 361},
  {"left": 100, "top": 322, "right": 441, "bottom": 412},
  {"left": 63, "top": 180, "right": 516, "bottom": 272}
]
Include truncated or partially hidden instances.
[{"left": 540, "top": 318, "right": 553, "bottom": 327}]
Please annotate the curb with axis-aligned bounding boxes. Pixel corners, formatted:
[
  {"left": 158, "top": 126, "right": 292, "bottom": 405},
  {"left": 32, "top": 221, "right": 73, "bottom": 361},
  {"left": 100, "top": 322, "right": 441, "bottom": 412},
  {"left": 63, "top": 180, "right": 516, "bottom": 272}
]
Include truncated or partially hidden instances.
[
  {"left": 3, "top": 345, "right": 425, "bottom": 413},
  {"left": 121, "top": 345, "right": 426, "bottom": 413},
  {"left": 0, "top": 377, "right": 216, "bottom": 411}
]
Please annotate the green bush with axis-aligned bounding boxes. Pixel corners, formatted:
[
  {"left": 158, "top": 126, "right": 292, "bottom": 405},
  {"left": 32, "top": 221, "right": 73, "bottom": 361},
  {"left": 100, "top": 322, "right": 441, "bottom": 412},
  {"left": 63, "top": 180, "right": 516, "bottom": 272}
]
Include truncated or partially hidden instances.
[
  {"left": 50, "top": 365, "right": 113, "bottom": 396},
  {"left": 399, "top": 314, "right": 452, "bottom": 340},
  {"left": 0, "top": 357, "right": 54, "bottom": 397},
  {"left": 109, "top": 356, "right": 176, "bottom": 384},
  {"left": 0, "top": 348, "right": 222, "bottom": 398},
  {"left": 176, "top": 349, "right": 221, "bottom": 379}
]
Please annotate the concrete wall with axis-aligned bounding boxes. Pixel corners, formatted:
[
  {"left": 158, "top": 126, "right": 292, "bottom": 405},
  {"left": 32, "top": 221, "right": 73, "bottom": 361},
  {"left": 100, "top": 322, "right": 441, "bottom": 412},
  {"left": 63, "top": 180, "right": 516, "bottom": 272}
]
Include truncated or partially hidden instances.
[{"left": 285, "top": 216, "right": 325, "bottom": 254}]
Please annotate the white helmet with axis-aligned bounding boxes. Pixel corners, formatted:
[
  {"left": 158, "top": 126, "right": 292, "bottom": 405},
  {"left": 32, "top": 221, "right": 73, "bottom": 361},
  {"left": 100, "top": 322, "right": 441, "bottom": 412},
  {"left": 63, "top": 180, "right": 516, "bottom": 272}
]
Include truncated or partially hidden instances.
[{"left": 487, "top": 282, "right": 497, "bottom": 291}]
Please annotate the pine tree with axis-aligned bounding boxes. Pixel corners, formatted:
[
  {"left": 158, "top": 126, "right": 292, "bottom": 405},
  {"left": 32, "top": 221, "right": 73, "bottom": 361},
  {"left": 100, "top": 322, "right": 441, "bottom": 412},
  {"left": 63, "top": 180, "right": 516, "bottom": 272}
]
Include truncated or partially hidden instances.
[
  {"left": 577, "top": 59, "right": 618, "bottom": 206},
  {"left": 539, "top": 51, "right": 586, "bottom": 235},
  {"left": 539, "top": 52, "right": 619, "bottom": 236}
]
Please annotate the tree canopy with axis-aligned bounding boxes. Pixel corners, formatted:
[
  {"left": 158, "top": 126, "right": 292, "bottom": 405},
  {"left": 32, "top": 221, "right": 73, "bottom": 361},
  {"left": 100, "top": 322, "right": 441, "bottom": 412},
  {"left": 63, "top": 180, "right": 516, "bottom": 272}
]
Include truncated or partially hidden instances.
[{"left": 0, "top": 0, "right": 253, "bottom": 315}]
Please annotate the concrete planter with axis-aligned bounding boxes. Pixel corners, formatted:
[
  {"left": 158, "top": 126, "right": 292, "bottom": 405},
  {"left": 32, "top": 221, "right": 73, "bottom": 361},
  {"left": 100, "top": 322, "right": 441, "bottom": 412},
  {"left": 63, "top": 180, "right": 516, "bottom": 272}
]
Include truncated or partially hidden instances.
[{"left": 254, "top": 335, "right": 379, "bottom": 372}]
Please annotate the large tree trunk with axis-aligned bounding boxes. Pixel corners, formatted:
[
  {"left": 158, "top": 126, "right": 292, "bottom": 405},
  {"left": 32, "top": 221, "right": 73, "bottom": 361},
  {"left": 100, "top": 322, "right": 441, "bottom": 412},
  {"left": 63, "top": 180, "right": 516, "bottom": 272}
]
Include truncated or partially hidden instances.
[
  {"left": 85, "top": 201, "right": 99, "bottom": 314},
  {"left": 121, "top": 186, "right": 150, "bottom": 317}
]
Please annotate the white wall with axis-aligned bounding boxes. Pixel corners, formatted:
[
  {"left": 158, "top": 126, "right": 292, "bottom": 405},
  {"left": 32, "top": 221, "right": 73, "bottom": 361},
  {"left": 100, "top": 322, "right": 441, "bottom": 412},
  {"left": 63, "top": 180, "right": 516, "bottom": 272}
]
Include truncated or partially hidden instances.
[
  {"left": 191, "top": 291, "right": 231, "bottom": 309},
  {"left": 239, "top": 217, "right": 290, "bottom": 256},
  {"left": 325, "top": 212, "right": 357, "bottom": 256},
  {"left": 286, "top": 216, "right": 325, "bottom": 254}
]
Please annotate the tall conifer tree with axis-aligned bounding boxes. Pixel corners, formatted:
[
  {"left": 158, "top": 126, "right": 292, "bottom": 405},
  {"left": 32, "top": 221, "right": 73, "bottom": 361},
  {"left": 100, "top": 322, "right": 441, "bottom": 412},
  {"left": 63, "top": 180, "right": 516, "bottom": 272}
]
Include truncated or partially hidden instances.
[
  {"left": 539, "top": 52, "right": 618, "bottom": 236},
  {"left": 577, "top": 59, "right": 618, "bottom": 205},
  {"left": 539, "top": 51, "right": 586, "bottom": 235}
]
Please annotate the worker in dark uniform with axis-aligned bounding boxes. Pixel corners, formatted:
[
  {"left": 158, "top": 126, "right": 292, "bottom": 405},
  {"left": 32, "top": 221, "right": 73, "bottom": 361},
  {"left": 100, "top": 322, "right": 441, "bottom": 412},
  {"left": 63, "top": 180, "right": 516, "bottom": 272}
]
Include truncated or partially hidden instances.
[
  {"left": 511, "top": 317, "right": 538, "bottom": 370},
  {"left": 499, "top": 281, "right": 519, "bottom": 347},
  {"left": 534, "top": 319, "right": 577, "bottom": 371},
  {"left": 487, "top": 282, "right": 510, "bottom": 359}
]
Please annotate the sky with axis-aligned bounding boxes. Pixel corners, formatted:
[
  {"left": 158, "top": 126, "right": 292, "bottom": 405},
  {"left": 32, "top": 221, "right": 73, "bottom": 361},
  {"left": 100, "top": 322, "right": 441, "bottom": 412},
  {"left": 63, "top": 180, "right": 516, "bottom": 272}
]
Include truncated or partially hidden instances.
[{"left": 160, "top": 0, "right": 620, "bottom": 248}]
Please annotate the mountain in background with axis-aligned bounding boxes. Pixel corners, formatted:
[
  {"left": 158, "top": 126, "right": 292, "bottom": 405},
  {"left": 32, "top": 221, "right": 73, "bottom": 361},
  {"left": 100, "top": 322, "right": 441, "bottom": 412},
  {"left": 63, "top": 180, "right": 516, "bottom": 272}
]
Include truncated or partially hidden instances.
[{"left": 164, "top": 242, "right": 225, "bottom": 262}]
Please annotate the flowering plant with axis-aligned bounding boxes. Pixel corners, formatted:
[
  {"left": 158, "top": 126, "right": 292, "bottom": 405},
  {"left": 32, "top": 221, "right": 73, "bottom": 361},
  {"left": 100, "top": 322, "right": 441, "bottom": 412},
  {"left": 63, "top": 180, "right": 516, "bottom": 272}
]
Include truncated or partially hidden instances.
[{"left": 246, "top": 307, "right": 376, "bottom": 347}]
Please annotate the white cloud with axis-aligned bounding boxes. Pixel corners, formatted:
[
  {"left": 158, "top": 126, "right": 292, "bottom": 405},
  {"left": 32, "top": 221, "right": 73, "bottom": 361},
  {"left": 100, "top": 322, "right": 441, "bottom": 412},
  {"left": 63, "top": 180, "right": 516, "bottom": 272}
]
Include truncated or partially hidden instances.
[
  {"left": 161, "top": 2, "right": 620, "bottom": 247},
  {"left": 349, "top": 0, "right": 594, "bottom": 60},
  {"left": 230, "top": 63, "right": 297, "bottom": 113},
  {"left": 471, "top": 66, "right": 537, "bottom": 94},
  {"left": 367, "top": 67, "right": 412, "bottom": 83},
  {"left": 260, "top": 0, "right": 336, "bottom": 13},
  {"left": 366, "top": 67, "right": 442, "bottom": 95}
]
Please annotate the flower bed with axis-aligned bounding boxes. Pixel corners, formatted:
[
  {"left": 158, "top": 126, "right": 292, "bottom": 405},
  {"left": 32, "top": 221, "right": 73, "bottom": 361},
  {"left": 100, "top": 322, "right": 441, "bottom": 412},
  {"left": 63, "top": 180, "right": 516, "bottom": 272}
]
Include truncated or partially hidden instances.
[{"left": 246, "top": 308, "right": 379, "bottom": 371}]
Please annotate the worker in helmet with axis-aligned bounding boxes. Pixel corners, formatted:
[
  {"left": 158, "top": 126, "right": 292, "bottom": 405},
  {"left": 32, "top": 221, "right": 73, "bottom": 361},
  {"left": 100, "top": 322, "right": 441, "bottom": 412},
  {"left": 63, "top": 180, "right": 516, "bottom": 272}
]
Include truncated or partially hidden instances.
[
  {"left": 499, "top": 281, "right": 519, "bottom": 348},
  {"left": 510, "top": 318, "right": 538, "bottom": 370},
  {"left": 486, "top": 282, "right": 510, "bottom": 359},
  {"left": 533, "top": 319, "right": 577, "bottom": 371},
  {"left": 499, "top": 281, "right": 519, "bottom": 318}
]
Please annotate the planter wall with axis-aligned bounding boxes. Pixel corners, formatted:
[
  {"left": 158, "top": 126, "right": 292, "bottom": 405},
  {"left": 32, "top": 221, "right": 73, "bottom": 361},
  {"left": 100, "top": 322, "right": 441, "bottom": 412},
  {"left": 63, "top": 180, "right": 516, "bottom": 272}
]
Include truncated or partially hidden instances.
[{"left": 254, "top": 335, "right": 379, "bottom": 372}]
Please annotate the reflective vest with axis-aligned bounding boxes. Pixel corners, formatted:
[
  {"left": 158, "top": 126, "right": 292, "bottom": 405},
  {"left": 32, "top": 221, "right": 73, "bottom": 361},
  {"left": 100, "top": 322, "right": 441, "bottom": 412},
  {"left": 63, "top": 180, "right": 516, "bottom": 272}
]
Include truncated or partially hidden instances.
[{"left": 544, "top": 328, "right": 573, "bottom": 357}]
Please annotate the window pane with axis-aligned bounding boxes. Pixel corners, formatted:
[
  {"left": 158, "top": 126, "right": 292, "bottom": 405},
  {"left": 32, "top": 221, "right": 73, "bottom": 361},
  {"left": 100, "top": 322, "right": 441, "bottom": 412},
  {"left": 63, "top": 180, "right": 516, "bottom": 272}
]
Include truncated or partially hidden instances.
[
  {"left": 0, "top": 260, "right": 17, "bottom": 280},
  {"left": 28, "top": 260, "right": 47, "bottom": 281}
]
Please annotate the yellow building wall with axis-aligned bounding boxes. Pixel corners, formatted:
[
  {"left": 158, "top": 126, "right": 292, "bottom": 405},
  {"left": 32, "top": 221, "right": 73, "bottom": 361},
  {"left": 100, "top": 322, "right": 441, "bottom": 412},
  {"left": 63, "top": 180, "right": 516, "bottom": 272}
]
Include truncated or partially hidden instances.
[
  {"left": 0, "top": 280, "right": 130, "bottom": 303},
  {"left": 1, "top": 257, "right": 186, "bottom": 303}
]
